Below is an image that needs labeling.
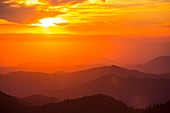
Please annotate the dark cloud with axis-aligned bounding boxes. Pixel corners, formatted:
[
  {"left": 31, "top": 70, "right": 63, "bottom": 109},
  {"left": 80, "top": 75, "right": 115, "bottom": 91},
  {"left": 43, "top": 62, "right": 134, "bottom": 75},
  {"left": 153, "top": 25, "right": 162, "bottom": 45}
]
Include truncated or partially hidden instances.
[{"left": 0, "top": 0, "right": 63, "bottom": 24}]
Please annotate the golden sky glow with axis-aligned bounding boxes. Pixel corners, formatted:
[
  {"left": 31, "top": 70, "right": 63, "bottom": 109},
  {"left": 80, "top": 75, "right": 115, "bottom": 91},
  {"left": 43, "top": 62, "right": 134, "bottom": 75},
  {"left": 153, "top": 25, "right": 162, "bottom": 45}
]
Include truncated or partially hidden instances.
[
  {"left": 0, "top": 0, "right": 170, "bottom": 67},
  {"left": 0, "top": 0, "right": 169, "bottom": 36}
]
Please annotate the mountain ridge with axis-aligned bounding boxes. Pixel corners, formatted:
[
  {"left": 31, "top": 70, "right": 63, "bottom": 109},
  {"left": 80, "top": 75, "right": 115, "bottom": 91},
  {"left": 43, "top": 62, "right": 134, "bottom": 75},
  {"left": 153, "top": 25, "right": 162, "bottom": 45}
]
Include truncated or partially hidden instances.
[
  {"left": 46, "top": 75, "right": 170, "bottom": 108},
  {"left": 128, "top": 56, "right": 170, "bottom": 74}
]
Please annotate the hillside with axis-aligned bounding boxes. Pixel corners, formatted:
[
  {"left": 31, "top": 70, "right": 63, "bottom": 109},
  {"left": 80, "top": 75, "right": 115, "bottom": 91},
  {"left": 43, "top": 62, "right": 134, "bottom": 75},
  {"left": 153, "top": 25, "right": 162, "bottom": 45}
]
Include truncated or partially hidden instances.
[
  {"left": 0, "top": 91, "right": 141, "bottom": 113},
  {"left": 0, "top": 91, "right": 38, "bottom": 113},
  {"left": 23, "top": 95, "right": 59, "bottom": 106},
  {"left": 0, "top": 65, "right": 156, "bottom": 97},
  {"left": 42, "top": 94, "right": 142, "bottom": 113},
  {"left": 128, "top": 56, "right": 170, "bottom": 74},
  {"left": 47, "top": 75, "right": 170, "bottom": 108}
]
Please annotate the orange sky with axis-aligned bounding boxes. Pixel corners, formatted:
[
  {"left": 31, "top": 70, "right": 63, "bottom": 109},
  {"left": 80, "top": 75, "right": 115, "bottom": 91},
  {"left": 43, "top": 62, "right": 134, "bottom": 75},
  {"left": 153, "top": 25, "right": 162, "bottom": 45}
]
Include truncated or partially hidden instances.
[
  {"left": 0, "top": 34, "right": 170, "bottom": 66},
  {"left": 0, "top": 0, "right": 170, "bottom": 66},
  {"left": 0, "top": 0, "right": 170, "bottom": 36}
]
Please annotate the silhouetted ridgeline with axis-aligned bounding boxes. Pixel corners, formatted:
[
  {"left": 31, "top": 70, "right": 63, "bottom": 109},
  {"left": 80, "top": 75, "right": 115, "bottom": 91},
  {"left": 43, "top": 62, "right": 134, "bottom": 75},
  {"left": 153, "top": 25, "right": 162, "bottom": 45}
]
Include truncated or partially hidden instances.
[
  {"left": 41, "top": 94, "right": 142, "bottom": 113},
  {"left": 1, "top": 91, "right": 170, "bottom": 113},
  {"left": 0, "top": 65, "right": 161, "bottom": 97},
  {"left": 128, "top": 56, "right": 170, "bottom": 74},
  {"left": 1, "top": 65, "right": 170, "bottom": 108},
  {"left": 47, "top": 75, "right": 170, "bottom": 108},
  {"left": 0, "top": 91, "right": 39, "bottom": 113},
  {"left": 145, "top": 101, "right": 170, "bottom": 113}
]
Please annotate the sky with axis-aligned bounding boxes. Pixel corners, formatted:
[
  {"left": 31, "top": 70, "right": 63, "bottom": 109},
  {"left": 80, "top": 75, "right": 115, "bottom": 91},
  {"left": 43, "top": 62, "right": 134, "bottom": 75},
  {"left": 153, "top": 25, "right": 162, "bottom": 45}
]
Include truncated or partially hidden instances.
[
  {"left": 0, "top": 0, "right": 170, "bottom": 66},
  {"left": 0, "top": 0, "right": 170, "bottom": 35},
  {"left": 0, "top": 34, "right": 170, "bottom": 66}
]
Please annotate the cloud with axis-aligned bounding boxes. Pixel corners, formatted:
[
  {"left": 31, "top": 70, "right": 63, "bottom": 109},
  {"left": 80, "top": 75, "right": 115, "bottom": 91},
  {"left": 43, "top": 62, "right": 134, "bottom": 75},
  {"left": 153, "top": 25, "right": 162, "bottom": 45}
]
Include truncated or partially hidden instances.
[
  {"left": 47, "top": 0, "right": 85, "bottom": 5},
  {"left": 0, "top": 0, "right": 87, "bottom": 24},
  {"left": 0, "top": 0, "right": 63, "bottom": 24},
  {"left": 0, "top": 1, "right": 35, "bottom": 23}
]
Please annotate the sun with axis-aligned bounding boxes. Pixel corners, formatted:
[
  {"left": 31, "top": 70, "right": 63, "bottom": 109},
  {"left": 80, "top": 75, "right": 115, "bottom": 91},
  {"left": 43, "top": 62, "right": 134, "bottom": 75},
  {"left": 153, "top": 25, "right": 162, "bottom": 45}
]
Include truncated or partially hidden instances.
[
  {"left": 26, "top": 0, "right": 41, "bottom": 5},
  {"left": 37, "top": 17, "right": 67, "bottom": 27}
]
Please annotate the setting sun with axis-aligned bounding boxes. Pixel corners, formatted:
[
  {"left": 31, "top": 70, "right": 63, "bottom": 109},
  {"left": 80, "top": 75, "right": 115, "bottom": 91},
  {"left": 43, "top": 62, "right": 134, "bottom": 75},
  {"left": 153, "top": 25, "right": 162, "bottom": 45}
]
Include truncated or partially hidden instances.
[
  {"left": 25, "top": 0, "right": 41, "bottom": 5},
  {"left": 35, "top": 17, "right": 68, "bottom": 27}
]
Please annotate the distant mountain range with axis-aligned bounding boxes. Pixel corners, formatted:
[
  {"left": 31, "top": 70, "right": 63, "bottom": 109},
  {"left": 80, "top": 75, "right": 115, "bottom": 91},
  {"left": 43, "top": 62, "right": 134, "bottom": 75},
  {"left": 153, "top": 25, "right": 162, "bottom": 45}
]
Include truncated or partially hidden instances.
[
  {"left": 1, "top": 91, "right": 170, "bottom": 113},
  {"left": 47, "top": 75, "right": 170, "bottom": 108},
  {"left": 0, "top": 67, "right": 19, "bottom": 74},
  {"left": 0, "top": 65, "right": 170, "bottom": 108},
  {"left": 0, "top": 65, "right": 160, "bottom": 97},
  {"left": 1, "top": 56, "right": 170, "bottom": 74},
  {"left": 0, "top": 56, "right": 115, "bottom": 74},
  {"left": 128, "top": 56, "right": 170, "bottom": 74},
  {"left": 0, "top": 64, "right": 103, "bottom": 74}
]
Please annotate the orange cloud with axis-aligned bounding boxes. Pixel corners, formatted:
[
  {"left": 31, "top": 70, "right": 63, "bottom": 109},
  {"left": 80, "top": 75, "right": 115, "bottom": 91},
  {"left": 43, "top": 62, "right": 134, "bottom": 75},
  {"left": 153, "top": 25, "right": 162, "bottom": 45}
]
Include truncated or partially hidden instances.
[
  {"left": 0, "top": 0, "right": 169, "bottom": 36},
  {"left": 0, "top": 0, "right": 63, "bottom": 24}
]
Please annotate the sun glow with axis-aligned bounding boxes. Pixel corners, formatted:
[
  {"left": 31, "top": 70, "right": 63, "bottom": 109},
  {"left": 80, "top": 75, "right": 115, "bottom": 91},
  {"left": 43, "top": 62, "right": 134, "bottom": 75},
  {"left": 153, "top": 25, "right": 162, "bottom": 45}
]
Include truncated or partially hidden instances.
[
  {"left": 33, "top": 17, "right": 67, "bottom": 27},
  {"left": 26, "top": 0, "right": 41, "bottom": 5}
]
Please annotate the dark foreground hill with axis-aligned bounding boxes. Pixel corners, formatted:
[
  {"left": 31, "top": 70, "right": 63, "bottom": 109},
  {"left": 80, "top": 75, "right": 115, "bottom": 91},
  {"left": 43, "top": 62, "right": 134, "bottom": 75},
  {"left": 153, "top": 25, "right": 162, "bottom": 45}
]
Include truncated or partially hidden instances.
[
  {"left": 145, "top": 101, "right": 170, "bottom": 113},
  {"left": 0, "top": 91, "right": 38, "bottom": 113},
  {"left": 0, "top": 91, "right": 141, "bottom": 113},
  {"left": 42, "top": 94, "right": 142, "bottom": 113},
  {"left": 1, "top": 91, "right": 170, "bottom": 113}
]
